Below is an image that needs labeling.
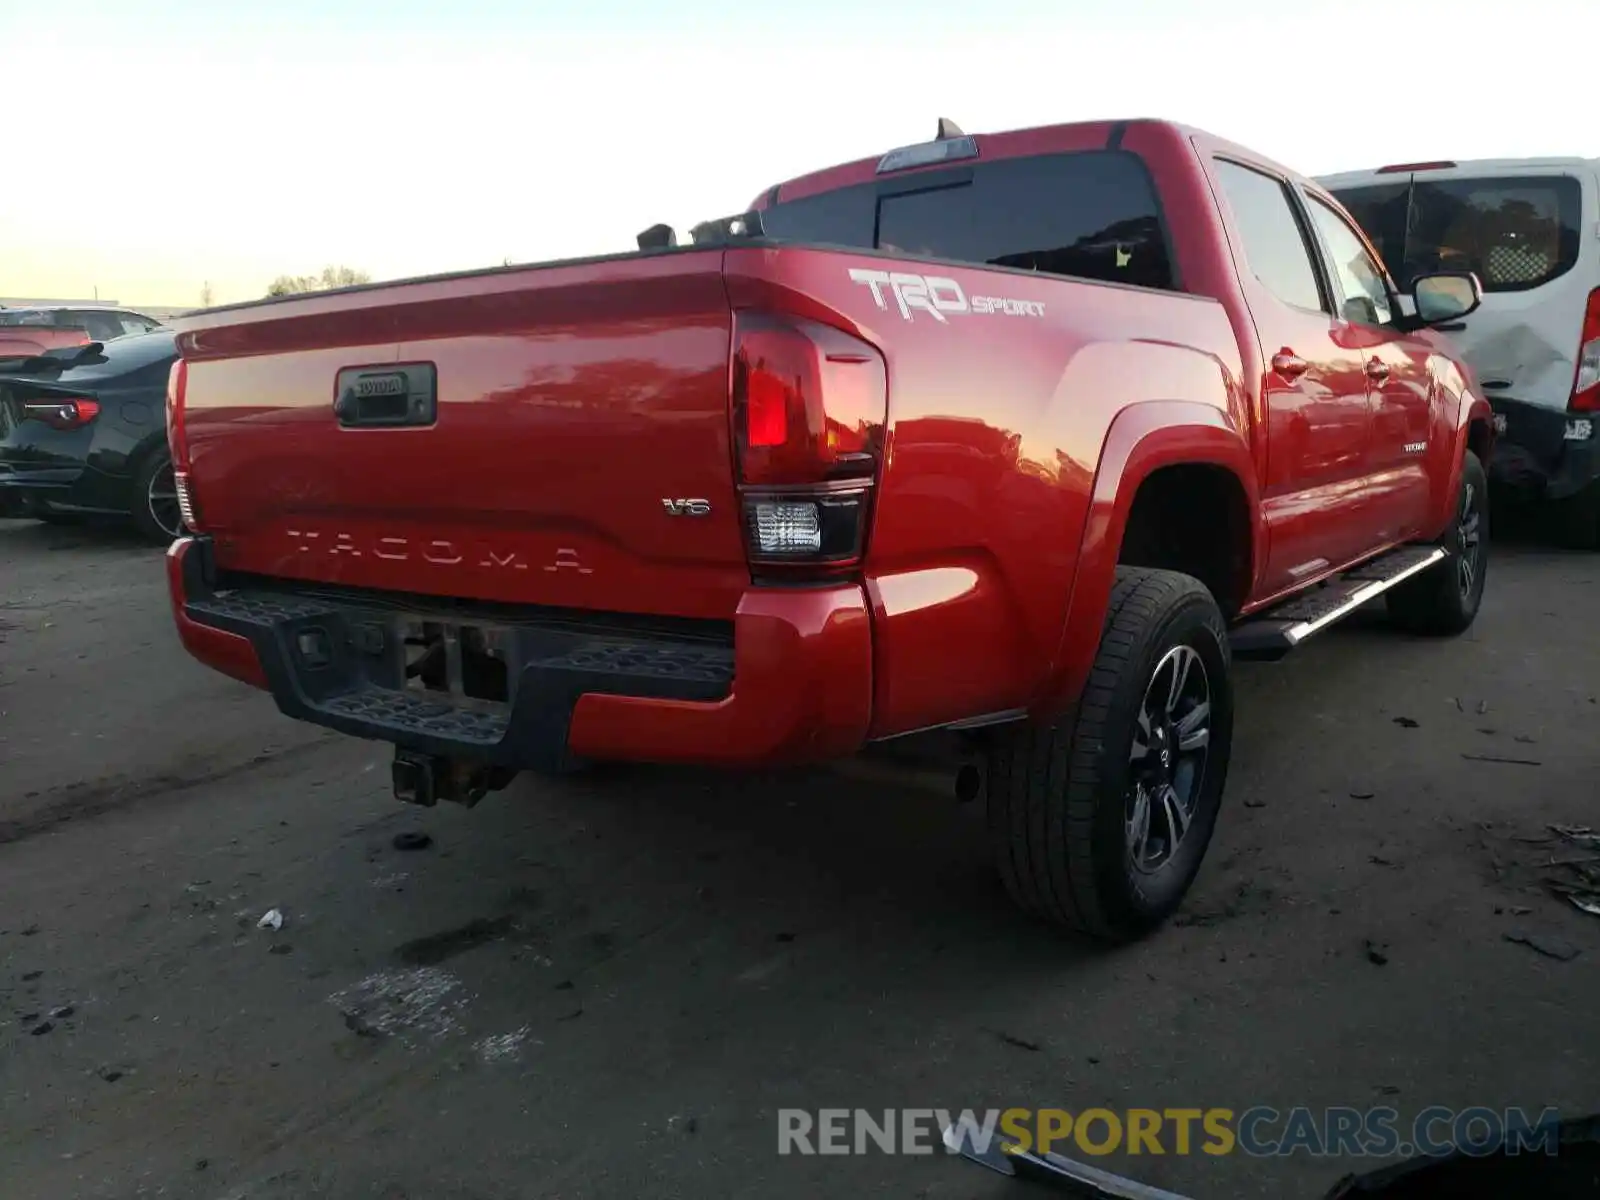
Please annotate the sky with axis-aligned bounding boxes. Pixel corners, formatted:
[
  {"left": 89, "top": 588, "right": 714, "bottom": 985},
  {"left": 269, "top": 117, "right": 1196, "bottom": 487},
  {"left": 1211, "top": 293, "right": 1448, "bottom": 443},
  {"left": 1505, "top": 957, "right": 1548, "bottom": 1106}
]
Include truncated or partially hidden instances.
[{"left": 3, "top": 0, "right": 1594, "bottom": 308}]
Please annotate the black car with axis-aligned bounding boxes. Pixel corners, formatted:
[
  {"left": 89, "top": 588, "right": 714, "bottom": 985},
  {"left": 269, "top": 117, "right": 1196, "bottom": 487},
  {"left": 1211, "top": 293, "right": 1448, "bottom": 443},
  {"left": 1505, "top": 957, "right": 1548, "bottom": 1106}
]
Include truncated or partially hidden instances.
[{"left": 0, "top": 331, "right": 183, "bottom": 543}]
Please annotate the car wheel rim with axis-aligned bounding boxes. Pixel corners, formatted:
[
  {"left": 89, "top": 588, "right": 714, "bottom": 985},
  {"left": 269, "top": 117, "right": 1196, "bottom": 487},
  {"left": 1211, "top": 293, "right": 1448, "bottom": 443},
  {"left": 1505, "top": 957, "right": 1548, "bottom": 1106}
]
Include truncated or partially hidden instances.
[
  {"left": 147, "top": 462, "right": 183, "bottom": 540},
  {"left": 1457, "top": 480, "right": 1482, "bottom": 600},
  {"left": 1126, "top": 644, "right": 1210, "bottom": 874}
]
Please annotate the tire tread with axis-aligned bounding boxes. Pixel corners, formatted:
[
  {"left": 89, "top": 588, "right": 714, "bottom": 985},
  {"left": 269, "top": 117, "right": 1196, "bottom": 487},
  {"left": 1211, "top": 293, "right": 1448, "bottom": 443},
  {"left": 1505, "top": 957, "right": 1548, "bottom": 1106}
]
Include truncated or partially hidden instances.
[{"left": 988, "top": 567, "right": 1226, "bottom": 939}]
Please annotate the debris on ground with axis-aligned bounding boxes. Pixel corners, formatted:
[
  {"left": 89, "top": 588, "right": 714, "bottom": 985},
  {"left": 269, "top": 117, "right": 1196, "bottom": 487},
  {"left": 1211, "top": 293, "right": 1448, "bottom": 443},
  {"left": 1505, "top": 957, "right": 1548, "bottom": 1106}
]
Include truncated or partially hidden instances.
[
  {"left": 29, "top": 1021, "right": 53, "bottom": 1036},
  {"left": 1461, "top": 753, "right": 1542, "bottom": 767},
  {"left": 48, "top": 1004, "right": 74, "bottom": 1019},
  {"left": 98, "top": 1067, "right": 124, "bottom": 1083},
  {"left": 1349, "top": 786, "right": 1376, "bottom": 800},
  {"left": 269, "top": 943, "right": 293, "bottom": 955},
  {"left": 1503, "top": 932, "right": 1580, "bottom": 962},
  {"left": 257, "top": 908, "right": 284, "bottom": 931},
  {"left": 1552, "top": 825, "right": 1600, "bottom": 848},
  {"left": 20, "top": 970, "right": 41, "bottom": 982},
  {"left": 392, "top": 832, "right": 433, "bottom": 852},
  {"left": 1392, "top": 717, "right": 1419, "bottom": 729},
  {"left": 993, "top": 1030, "right": 1042, "bottom": 1052},
  {"left": 329, "top": 966, "right": 466, "bottom": 1044},
  {"left": 1541, "top": 826, "right": 1600, "bottom": 916},
  {"left": 342, "top": 1010, "right": 384, "bottom": 1040},
  {"left": 1364, "top": 939, "right": 1389, "bottom": 966},
  {"left": 474, "top": 1025, "right": 534, "bottom": 1064}
]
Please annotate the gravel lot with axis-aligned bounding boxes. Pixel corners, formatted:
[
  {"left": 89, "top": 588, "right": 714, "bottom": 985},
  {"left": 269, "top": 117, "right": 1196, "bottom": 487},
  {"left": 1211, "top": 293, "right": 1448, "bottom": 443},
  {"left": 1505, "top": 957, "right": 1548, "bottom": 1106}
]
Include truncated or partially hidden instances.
[{"left": 1, "top": 516, "right": 1595, "bottom": 1200}]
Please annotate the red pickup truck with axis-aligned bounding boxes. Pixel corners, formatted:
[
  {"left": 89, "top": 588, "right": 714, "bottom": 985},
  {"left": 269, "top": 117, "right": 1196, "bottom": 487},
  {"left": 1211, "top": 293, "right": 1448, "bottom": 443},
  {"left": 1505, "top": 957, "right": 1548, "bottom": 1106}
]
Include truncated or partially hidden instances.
[{"left": 165, "top": 118, "right": 1493, "bottom": 941}]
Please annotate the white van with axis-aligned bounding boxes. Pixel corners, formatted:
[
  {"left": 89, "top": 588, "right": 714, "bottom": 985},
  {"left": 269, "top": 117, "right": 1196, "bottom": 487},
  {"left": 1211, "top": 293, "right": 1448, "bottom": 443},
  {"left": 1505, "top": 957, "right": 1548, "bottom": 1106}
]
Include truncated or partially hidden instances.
[{"left": 1318, "top": 158, "right": 1600, "bottom": 544}]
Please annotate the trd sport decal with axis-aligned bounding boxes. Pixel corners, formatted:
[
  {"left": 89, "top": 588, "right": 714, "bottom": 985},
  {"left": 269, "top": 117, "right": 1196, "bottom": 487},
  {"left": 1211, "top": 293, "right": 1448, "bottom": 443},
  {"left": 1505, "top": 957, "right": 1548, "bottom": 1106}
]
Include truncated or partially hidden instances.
[{"left": 848, "top": 269, "right": 1046, "bottom": 323}]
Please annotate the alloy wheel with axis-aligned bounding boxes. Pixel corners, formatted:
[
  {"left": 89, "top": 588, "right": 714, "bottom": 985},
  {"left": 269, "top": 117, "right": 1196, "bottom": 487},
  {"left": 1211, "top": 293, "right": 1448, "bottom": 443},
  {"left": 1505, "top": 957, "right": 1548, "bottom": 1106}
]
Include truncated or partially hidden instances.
[
  {"left": 147, "top": 461, "right": 183, "bottom": 540},
  {"left": 1457, "top": 480, "right": 1483, "bottom": 600},
  {"left": 1125, "top": 644, "right": 1212, "bottom": 873}
]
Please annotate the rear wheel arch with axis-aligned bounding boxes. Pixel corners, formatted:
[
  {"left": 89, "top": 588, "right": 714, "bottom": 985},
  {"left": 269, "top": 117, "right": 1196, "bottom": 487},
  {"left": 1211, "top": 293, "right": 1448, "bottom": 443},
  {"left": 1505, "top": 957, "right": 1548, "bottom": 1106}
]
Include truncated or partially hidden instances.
[
  {"left": 1466, "top": 415, "right": 1493, "bottom": 467},
  {"left": 1118, "top": 462, "right": 1254, "bottom": 617},
  {"left": 1046, "top": 405, "right": 1261, "bottom": 713}
]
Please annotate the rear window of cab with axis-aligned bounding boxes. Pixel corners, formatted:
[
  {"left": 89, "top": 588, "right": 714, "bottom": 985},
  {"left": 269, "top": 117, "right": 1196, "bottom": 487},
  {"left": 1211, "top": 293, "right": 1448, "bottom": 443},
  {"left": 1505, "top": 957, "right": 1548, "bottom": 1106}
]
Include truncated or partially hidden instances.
[{"left": 759, "top": 149, "right": 1177, "bottom": 293}]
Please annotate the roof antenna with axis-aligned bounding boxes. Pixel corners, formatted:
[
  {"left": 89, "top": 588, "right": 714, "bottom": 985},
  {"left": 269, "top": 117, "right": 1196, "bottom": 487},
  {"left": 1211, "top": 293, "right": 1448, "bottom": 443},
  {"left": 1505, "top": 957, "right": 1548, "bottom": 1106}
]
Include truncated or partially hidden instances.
[{"left": 935, "top": 117, "right": 965, "bottom": 140}]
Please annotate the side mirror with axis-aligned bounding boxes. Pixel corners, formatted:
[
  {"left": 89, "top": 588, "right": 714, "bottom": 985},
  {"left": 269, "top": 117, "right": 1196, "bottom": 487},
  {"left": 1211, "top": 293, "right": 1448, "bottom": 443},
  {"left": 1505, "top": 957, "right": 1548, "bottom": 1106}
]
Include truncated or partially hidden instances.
[{"left": 1412, "top": 272, "right": 1482, "bottom": 325}]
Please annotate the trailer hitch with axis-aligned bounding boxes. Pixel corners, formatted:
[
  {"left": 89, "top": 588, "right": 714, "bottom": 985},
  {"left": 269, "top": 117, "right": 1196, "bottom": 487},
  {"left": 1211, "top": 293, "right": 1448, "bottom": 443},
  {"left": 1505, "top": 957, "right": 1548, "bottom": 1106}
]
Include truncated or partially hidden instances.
[{"left": 391, "top": 750, "right": 517, "bottom": 809}]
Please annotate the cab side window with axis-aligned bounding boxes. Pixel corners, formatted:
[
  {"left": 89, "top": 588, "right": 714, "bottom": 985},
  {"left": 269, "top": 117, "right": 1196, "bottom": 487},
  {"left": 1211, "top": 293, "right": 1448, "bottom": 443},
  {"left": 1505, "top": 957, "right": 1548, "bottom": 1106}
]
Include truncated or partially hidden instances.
[
  {"left": 1305, "top": 196, "right": 1395, "bottom": 327},
  {"left": 1213, "top": 160, "right": 1326, "bottom": 313}
]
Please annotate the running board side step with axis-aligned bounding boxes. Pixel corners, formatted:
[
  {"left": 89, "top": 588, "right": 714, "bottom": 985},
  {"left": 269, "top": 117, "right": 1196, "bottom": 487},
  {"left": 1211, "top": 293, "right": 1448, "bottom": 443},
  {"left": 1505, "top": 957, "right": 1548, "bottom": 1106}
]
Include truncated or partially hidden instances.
[{"left": 1228, "top": 545, "right": 1447, "bottom": 661}]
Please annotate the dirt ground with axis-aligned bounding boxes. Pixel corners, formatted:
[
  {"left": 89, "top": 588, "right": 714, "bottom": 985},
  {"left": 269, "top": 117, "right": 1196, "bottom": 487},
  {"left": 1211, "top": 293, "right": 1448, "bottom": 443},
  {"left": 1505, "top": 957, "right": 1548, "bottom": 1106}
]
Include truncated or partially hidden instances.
[{"left": 0, "top": 516, "right": 1595, "bottom": 1200}]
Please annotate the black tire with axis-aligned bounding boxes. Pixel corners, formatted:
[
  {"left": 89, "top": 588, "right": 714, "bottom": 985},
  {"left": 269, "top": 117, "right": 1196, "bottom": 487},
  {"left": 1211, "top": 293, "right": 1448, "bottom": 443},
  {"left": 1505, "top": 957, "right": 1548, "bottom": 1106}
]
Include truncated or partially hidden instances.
[
  {"left": 1552, "top": 480, "right": 1600, "bottom": 550},
  {"left": 1386, "top": 450, "right": 1488, "bottom": 635},
  {"left": 132, "top": 445, "right": 184, "bottom": 545},
  {"left": 985, "top": 567, "right": 1233, "bottom": 942}
]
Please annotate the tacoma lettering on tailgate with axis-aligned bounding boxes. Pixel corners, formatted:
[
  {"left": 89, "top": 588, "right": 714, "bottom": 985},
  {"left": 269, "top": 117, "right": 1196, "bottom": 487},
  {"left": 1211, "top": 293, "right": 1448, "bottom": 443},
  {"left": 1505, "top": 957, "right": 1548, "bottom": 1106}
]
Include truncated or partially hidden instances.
[{"left": 286, "top": 529, "right": 530, "bottom": 570}]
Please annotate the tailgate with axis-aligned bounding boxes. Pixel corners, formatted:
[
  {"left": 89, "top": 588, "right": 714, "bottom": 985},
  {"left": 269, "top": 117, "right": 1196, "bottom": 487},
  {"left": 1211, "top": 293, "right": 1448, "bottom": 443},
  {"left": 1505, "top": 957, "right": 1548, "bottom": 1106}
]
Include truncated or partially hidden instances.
[{"left": 177, "top": 251, "right": 748, "bottom": 620}]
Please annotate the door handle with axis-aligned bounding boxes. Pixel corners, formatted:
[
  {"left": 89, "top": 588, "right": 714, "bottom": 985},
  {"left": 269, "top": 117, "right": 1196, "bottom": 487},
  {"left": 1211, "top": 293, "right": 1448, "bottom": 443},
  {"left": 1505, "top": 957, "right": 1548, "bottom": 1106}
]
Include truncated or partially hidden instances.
[
  {"left": 1365, "top": 358, "right": 1391, "bottom": 382},
  {"left": 1271, "top": 351, "right": 1309, "bottom": 379}
]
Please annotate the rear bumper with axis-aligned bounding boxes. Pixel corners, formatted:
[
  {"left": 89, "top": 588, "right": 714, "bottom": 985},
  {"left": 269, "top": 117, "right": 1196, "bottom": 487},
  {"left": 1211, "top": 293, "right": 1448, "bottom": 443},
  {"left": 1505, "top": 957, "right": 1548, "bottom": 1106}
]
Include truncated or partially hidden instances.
[
  {"left": 0, "top": 465, "right": 83, "bottom": 516},
  {"left": 166, "top": 535, "right": 873, "bottom": 769},
  {"left": 1485, "top": 395, "right": 1600, "bottom": 500}
]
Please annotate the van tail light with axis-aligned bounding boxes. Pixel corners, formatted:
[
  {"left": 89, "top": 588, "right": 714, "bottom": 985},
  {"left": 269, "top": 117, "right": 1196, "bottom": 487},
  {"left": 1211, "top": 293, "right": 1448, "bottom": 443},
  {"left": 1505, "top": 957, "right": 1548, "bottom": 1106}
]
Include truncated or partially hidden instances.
[
  {"left": 1569, "top": 289, "right": 1600, "bottom": 413},
  {"left": 166, "top": 358, "right": 201, "bottom": 530},
  {"left": 731, "top": 312, "right": 887, "bottom": 575},
  {"left": 20, "top": 396, "right": 99, "bottom": 431}
]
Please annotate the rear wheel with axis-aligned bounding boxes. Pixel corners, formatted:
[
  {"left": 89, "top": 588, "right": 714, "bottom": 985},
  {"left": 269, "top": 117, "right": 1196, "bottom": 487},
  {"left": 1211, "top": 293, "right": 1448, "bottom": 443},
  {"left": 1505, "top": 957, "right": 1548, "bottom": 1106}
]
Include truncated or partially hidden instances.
[
  {"left": 1386, "top": 450, "right": 1488, "bottom": 635},
  {"left": 133, "top": 447, "right": 184, "bottom": 545},
  {"left": 985, "top": 567, "right": 1233, "bottom": 941}
]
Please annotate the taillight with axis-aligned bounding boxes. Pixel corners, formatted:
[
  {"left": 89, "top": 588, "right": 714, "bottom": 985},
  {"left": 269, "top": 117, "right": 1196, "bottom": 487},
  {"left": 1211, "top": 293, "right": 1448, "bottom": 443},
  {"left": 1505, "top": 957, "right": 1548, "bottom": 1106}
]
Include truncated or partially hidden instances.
[
  {"left": 166, "top": 358, "right": 188, "bottom": 464},
  {"left": 1569, "top": 288, "right": 1600, "bottom": 413},
  {"left": 731, "top": 313, "right": 887, "bottom": 573},
  {"left": 166, "top": 358, "right": 201, "bottom": 530},
  {"left": 20, "top": 396, "right": 99, "bottom": 430}
]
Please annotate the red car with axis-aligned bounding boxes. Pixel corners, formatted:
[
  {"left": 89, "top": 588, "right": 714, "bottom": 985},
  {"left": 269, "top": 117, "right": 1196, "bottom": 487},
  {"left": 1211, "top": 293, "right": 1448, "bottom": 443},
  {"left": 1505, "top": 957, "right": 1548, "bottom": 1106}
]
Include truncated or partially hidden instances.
[
  {"left": 0, "top": 325, "right": 92, "bottom": 359},
  {"left": 163, "top": 118, "right": 1492, "bottom": 941}
]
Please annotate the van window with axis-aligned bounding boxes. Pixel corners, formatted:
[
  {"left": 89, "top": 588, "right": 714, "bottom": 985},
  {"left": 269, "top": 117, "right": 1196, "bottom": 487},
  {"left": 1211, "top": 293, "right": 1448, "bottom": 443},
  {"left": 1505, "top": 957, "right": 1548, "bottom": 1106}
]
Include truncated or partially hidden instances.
[
  {"left": 759, "top": 150, "right": 1175, "bottom": 291},
  {"left": 1331, "top": 175, "right": 1582, "bottom": 293}
]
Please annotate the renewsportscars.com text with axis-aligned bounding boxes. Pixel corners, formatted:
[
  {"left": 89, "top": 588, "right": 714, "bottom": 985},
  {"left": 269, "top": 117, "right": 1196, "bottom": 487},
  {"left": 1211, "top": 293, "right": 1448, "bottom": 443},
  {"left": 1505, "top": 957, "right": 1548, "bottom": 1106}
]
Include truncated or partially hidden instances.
[{"left": 778, "top": 1106, "right": 1563, "bottom": 1159}]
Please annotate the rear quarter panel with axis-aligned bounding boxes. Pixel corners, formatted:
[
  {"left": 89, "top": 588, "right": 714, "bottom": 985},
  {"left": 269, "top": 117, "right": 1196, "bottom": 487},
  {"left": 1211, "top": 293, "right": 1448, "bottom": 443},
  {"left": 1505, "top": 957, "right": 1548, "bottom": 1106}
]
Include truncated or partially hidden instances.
[{"left": 725, "top": 246, "right": 1248, "bottom": 737}]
